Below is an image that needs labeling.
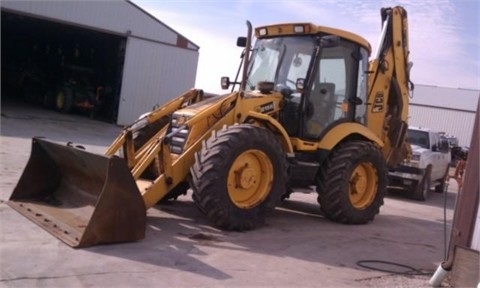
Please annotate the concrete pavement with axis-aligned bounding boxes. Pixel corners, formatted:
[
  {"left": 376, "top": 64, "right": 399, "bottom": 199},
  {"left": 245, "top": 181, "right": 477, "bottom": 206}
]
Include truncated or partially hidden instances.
[{"left": 0, "top": 103, "right": 456, "bottom": 287}]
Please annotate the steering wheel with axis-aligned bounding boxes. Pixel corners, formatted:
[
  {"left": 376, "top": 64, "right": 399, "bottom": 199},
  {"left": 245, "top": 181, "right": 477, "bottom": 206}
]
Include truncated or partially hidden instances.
[
  {"left": 275, "top": 84, "right": 293, "bottom": 99},
  {"left": 285, "top": 79, "right": 296, "bottom": 87}
]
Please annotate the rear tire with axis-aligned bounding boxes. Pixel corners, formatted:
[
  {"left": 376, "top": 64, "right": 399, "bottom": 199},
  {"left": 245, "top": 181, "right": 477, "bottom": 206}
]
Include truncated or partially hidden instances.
[
  {"left": 317, "top": 141, "right": 387, "bottom": 224},
  {"left": 190, "top": 124, "right": 287, "bottom": 231}
]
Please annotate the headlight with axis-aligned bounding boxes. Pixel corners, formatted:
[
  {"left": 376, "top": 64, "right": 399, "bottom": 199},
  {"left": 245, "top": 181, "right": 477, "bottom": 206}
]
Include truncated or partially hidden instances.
[
  {"left": 411, "top": 153, "right": 420, "bottom": 161},
  {"left": 258, "top": 28, "right": 267, "bottom": 36},
  {"left": 294, "top": 25, "right": 304, "bottom": 33}
]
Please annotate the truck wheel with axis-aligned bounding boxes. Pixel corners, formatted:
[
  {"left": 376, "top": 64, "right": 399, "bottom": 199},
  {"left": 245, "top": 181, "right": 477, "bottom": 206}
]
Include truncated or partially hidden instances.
[
  {"left": 434, "top": 167, "right": 449, "bottom": 193},
  {"left": 55, "top": 87, "right": 73, "bottom": 113},
  {"left": 412, "top": 168, "right": 431, "bottom": 201},
  {"left": 316, "top": 141, "right": 386, "bottom": 224},
  {"left": 190, "top": 124, "right": 287, "bottom": 231}
]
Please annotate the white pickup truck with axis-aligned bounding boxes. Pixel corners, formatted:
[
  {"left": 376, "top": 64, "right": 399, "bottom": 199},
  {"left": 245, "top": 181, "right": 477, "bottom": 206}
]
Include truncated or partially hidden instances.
[{"left": 388, "top": 126, "right": 451, "bottom": 201}]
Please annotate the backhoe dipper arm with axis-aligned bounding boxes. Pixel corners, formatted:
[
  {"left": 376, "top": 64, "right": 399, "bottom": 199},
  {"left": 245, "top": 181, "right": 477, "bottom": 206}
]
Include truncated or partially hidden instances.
[{"left": 367, "top": 6, "right": 413, "bottom": 167}]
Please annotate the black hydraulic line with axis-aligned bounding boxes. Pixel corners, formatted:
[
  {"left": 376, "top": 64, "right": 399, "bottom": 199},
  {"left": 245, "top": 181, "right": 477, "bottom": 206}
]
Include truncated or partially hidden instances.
[{"left": 356, "top": 260, "right": 432, "bottom": 276}]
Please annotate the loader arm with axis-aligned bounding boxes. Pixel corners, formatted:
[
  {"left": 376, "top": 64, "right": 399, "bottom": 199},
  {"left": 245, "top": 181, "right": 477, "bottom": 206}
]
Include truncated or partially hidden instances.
[
  {"left": 7, "top": 90, "right": 238, "bottom": 247},
  {"left": 105, "top": 88, "right": 205, "bottom": 164},
  {"left": 134, "top": 92, "right": 239, "bottom": 208},
  {"left": 366, "top": 6, "right": 413, "bottom": 167}
]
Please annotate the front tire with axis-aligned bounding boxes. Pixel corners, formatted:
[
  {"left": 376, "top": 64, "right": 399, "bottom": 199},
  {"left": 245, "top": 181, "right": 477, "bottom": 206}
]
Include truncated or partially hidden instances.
[
  {"left": 317, "top": 141, "right": 387, "bottom": 224},
  {"left": 434, "top": 167, "right": 449, "bottom": 193},
  {"left": 55, "top": 87, "right": 73, "bottom": 113},
  {"left": 412, "top": 168, "right": 431, "bottom": 201},
  {"left": 190, "top": 124, "right": 287, "bottom": 231}
]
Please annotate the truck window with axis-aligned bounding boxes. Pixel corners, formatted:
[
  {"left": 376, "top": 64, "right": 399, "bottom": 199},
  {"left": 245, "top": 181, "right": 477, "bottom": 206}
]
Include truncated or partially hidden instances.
[{"left": 408, "top": 130, "right": 430, "bottom": 149}]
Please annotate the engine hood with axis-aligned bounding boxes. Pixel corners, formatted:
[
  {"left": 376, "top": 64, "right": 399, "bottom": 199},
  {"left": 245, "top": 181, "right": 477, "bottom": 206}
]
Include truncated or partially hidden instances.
[{"left": 411, "top": 144, "right": 429, "bottom": 154}]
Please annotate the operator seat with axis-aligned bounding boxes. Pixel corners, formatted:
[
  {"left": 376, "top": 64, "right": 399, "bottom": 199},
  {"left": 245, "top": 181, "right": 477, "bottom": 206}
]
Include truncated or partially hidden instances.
[{"left": 306, "top": 82, "right": 336, "bottom": 137}]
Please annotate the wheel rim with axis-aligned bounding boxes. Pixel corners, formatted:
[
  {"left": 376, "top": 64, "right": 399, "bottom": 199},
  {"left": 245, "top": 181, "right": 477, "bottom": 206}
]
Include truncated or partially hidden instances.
[
  {"left": 227, "top": 149, "right": 273, "bottom": 209},
  {"left": 56, "top": 91, "right": 64, "bottom": 109},
  {"left": 349, "top": 162, "right": 377, "bottom": 209}
]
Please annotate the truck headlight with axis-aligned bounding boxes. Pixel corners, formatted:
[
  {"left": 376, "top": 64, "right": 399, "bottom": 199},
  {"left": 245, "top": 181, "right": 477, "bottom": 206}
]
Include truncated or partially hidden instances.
[{"left": 411, "top": 153, "right": 420, "bottom": 161}]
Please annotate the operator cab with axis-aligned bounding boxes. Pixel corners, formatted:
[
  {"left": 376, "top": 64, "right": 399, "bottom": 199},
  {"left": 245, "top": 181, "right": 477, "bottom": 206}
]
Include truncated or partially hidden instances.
[{"left": 229, "top": 23, "right": 371, "bottom": 141}]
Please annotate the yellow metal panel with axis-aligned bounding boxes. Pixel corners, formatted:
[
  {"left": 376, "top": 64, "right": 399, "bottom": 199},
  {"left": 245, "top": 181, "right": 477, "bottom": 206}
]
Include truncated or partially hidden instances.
[
  {"left": 246, "top": 111, "right": 294, "bottom": 154},
  {"left": 290, "top": 138, "right": 319, "bottom": 151},
  {"left": 317, "top": 123, "right": 384, "bottom": 150},
  {"left": 255, "top": 23, "right": 371, "bottom": 53},
  {"left": 289, "top": 123, "right": 384, "bottom": 152}
]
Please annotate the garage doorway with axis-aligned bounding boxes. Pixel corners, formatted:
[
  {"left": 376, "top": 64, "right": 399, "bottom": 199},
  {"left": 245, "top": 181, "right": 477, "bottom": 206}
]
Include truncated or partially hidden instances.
[{"left": 1, "top": 11, "right": 126, "bottom": 123}]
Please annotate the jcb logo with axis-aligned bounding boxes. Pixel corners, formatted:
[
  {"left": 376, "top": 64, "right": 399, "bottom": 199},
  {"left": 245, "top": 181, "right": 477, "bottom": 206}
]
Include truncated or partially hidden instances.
[
  {"left": 372, "top": 92, "right": 384, "bottom": 113},
  {"left": 259, "top": 102, "right": 275, "bottom": 113}
]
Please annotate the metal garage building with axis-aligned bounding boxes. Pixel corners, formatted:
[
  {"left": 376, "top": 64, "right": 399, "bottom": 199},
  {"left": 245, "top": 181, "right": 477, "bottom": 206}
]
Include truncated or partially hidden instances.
[
  {"left": 1, "top": 0, "right": 199, "bottom": 125},
  {"left": 409, "top": 84, "right": 479, "bottom": 147}
]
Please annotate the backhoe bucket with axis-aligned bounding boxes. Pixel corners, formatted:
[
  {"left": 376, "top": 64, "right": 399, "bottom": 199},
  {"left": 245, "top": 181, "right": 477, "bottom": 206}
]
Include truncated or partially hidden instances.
[{"left": 8, "top": 138, "right": 146, "bottom": 248}]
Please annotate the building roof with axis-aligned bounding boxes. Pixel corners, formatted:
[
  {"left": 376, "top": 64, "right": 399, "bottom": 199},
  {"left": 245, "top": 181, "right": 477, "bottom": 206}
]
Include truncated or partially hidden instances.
[
  {"left": 411, "top": 84, "right": 479, "bottom": 112},
  {"left": 1, "top": 0, "right": 199, "bottom": 51}
]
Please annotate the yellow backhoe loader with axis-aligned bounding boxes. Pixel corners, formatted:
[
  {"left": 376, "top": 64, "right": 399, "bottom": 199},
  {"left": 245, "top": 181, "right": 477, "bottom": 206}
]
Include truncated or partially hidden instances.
[{"left": 8, "top": 6, "right": 413, "bottom": 247}]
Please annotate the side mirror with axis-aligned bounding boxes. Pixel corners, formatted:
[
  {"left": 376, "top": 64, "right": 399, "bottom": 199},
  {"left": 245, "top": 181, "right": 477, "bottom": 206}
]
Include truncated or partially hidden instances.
[
  {"left": 237, "top": 37, "right": 247, "bottom": 47},
  {"left": 296, "top": 78, "right": 305, "bottom": 92},
  {"left": 221, "top": 77, "right": 230, "bottom": 90}
]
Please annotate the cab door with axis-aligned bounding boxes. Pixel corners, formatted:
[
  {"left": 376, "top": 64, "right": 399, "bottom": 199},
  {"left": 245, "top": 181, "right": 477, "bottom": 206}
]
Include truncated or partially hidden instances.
[{"left": 302, "top": 39, "right": 368, "bottom": 140}]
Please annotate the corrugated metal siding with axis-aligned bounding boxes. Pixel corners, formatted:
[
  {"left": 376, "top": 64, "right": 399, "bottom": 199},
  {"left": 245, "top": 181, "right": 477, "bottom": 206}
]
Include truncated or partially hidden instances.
[
  {"left": 409, "top": 105, "right": 476, "bottom": 147},
  {"left": 117, "top": 37, "right": 198, "bottom": 125},
  {"left": 408, "top": 85, "right": 479, "bottom": 147},
  {"left": 1, "top": 0, "right": 198, "bottom": 50},
  {"left": 412, "top": 85, "right": 479, "bottom": 112}
]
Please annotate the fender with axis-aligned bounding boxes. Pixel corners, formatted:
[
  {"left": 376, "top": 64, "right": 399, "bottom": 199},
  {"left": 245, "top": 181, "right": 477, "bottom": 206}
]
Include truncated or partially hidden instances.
[
  {"left": 318, "top": 122, "right": 384, "bottom": 150},
  {"left": 245, "top": 111, "right": 294, "bottom": 154}
]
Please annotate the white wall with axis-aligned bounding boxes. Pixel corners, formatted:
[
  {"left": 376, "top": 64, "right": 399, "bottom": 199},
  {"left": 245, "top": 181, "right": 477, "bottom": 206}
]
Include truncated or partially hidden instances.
[
  {"left": 409, "top": 105, "right": 476, "bottom": 147},
  {"left": 118, "top": 37, "right": 198, "bottom": 125}
]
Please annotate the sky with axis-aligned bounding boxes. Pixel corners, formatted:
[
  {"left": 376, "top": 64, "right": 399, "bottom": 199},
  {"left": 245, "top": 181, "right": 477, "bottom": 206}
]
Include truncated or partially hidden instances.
[{"left": 130, "top": 0, "right": 479, "bottom": 95}]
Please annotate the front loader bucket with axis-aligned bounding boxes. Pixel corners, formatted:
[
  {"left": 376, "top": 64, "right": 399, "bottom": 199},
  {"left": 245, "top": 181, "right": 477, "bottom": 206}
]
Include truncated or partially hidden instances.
[{"left": 8, "top": 138, "right": 146, "bottom": 248}]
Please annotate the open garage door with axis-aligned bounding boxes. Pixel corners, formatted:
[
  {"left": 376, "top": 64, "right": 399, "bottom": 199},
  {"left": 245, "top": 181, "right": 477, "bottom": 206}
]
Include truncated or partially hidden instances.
[{"left": 1, "top": 11, "right": 126, "bottom": 122}]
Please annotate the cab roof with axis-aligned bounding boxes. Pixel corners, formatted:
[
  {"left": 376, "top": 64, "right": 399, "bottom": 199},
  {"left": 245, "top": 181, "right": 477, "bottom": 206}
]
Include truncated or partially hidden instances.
[{"left": 255, "top": 22, "right": 372, "bottom": 54}]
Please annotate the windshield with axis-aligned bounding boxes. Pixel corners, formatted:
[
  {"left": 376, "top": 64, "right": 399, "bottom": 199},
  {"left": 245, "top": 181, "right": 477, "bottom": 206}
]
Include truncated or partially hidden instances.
[
  {"left": 245, "top": 36, "right": 315, "bottom": 92},
  {"left": 408, "top": 129, "right": 430, "bottom": 149}
]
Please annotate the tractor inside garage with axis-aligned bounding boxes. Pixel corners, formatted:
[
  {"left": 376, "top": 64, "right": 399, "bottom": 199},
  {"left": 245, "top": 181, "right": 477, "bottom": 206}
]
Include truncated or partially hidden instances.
[{"left": 1, "top": 11, "right": 126, "bottom": 122}]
